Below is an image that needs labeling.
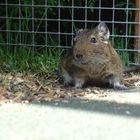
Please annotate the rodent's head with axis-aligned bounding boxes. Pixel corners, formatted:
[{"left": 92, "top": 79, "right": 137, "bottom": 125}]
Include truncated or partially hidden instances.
[{"left": 73, "top": 22, "right": 111, "bottom": 64}]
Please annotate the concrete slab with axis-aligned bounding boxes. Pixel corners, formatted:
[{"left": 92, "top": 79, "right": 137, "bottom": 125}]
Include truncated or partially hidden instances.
[{"left": 0, "top": 88, "right": 140, "bottom": 140}]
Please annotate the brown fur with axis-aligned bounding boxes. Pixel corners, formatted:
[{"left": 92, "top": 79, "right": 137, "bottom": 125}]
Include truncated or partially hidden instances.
[{"left": 59, "top": 22, "right": 127, "bottom": 89}]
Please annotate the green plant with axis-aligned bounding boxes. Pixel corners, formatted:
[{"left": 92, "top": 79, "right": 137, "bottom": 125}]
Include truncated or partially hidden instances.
[
  {"left": 0, "top": 34, "right": 5, "bottom": 47},
  {"left": 112, "top": 11, "right": 134, "bottom": 65},
  {"left": 0, "top": 46, "right": 64, "bottom": 73},
  {"left": 115, "top": 37, "right": 130, "bottom": 65},
  {"left": 115, "top": 0, "right": 135, "bottom": 8},
  {"left": 0, "top": 0, "right": 137, "bottom": 73},
  {"left": 135, "top": 52, "right": 140, "bottom": 64},
  {"left": 113, "top": 27, "right": 130, "bottom": 65},
  {"left": 87, "top": 0, "right": 97, "bottom": 12}
]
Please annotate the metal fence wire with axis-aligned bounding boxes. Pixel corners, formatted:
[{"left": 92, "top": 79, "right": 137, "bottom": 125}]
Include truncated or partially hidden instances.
[{"left": 0, "top": 0, "right": 140, "bottom": 64}]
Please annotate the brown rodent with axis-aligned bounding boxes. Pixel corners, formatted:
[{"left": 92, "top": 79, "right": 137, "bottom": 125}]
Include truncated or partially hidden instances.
[{"left": 59, "top": 22, "right": 129, "bottom": 90}]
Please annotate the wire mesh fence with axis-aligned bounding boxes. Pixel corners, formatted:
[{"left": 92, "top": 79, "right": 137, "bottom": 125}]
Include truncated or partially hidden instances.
[{"left": 0, "top": 0, "right": 140, "bottom": 64}]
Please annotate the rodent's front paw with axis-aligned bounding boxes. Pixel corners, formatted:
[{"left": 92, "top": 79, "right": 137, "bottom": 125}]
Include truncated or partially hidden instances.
[{"left": 74, "top": 78, "right": 85, "bottom": 88}]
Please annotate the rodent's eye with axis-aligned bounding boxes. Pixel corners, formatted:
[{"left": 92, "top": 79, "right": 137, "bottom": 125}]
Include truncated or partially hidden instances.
[{"left": 90, "top": 37, "right": 96, "bottom": 44}]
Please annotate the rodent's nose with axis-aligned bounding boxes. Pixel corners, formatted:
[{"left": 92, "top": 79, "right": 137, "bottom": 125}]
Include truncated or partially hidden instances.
[{"left": 75, "top": 54, "right": 83, "bottom": 60}]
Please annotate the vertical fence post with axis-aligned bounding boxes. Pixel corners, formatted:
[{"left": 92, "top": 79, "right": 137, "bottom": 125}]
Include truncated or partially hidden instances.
[{"left": 134, "top": 0, "right": 140, "bottom": 63}]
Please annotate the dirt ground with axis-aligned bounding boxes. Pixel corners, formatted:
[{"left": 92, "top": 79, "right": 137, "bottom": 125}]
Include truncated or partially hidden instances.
[{"left": 0, "top": 71, "right": 140, "bottom": 104}]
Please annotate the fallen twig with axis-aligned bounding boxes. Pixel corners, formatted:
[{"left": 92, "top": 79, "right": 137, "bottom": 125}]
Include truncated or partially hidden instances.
[{"left": 124, "top": 76, "right": 140, "bottom": 81}]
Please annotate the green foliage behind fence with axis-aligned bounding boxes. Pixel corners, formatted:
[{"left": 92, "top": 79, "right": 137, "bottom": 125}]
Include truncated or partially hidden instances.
[{"left": 0, "top": 0, "right": 139, "bottom": 72}]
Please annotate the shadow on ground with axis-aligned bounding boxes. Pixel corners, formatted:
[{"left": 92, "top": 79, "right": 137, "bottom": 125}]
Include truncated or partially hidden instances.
[{"left": 32, "top": 96, "right": 140, "bottom": 118}]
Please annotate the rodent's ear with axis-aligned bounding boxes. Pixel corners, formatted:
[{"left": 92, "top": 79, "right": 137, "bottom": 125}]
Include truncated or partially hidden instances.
[
  {"left": 97, "top": 22, "right": 110, "bottom": 41},
  {"left": 75, "top": 28, "right": 85, "bottom": 36},
  {"left": 74, "top": 28, "right": 85, "bottom": 42}
]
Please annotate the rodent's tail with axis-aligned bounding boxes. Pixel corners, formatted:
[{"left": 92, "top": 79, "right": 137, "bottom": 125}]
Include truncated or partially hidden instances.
[{"left": 123, "top": 65, "right": 140, "bottom": 73}]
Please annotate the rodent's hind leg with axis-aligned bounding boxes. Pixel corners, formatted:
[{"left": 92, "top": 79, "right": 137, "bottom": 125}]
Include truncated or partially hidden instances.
[
  {"left": 105, "top": 74, "right": 127, "bottom": 90},
  {"left": 74, "top": 77, "right": 85, "bottom": 88},
  {"left": 113, "top": 81, "right": 127, "bottom": 90}
]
